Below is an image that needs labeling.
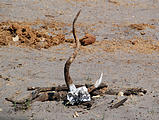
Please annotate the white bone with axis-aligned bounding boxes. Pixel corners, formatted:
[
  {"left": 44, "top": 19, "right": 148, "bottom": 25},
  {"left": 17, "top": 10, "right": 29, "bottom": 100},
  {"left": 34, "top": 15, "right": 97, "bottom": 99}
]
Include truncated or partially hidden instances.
[
  {"left": 67, "top": 86, "right": 91, "bottom": 105},
  {"left": 94, "top": 73, "right": 103, "bottom": 88},
  {"left": 69, "top": 83, "right": 77, "bottom": 92},
  {"left": 67, "top": 73, "right": 103, "bottom": 105}
]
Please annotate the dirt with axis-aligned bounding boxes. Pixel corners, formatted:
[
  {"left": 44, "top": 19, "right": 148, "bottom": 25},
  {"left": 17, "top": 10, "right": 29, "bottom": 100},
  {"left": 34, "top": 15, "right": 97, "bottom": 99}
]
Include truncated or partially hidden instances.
[
  {"left": 0, "top": 0, "right": 159, "bottom": 120},
  {"left": 0, "top": 21, "right": 65, "bottom": 49}
]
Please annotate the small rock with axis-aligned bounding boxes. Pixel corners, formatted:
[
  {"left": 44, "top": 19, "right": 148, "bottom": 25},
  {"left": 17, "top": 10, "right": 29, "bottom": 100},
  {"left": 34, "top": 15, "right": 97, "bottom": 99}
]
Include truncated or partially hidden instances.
[
  {"left": 129, "top": 94, "right": 133, "bottom": 99},
  {"left": 40, "top": 38, "right": 45, "bottom": 42},
  {"left": 4, "top": 77, "right": 10, "bottom": 81},
  {"left": 139, "top": 92, "right": 144, "bottom": 96},
  {"left": 118, "top": 91, "right": 124, "bottom": 96},
  {"left": 92, "top": 95, "right": 100, "bottom": 98},
  {"left": 80, "top": 33, "right": 96, "bottom": 46},
  {"left": 73, "top": 111, "right": 79, "bottom": 118},
  {"left": 73, "top": 114, "right": 76, "bottom": 118},
  {"left": 12, "top": 35, "right": 19, "bottom": 42},
  {"left": 140, "top": 32, "right": 145, "bottom": 35},
  {"left": 75, "top": 111, "right": 79, "bottom": 117},
  {"left": 0, "top": 108, "right": 3, "bottom": 112}
]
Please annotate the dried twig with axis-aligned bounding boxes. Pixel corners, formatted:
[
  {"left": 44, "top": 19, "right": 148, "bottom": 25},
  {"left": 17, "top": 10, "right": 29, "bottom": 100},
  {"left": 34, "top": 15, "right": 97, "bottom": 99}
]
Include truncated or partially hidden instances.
[{"left": 110, "top": 97, "right": 128, "bottom": 109}]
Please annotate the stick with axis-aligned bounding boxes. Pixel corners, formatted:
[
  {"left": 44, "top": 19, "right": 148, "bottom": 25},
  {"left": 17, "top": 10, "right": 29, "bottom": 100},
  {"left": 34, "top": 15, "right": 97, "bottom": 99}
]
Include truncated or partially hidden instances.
[
  {"left": 110, "top": 98, "right": 128, "bottom": 109},
  {"left": 5, "top": 89, "right": 40, "bottom": 104}
]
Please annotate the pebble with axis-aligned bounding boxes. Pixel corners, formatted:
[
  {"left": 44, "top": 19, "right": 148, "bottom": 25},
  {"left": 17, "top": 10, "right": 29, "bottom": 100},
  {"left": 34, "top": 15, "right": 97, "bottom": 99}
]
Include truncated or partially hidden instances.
[
  {"left": 73, "top": 111, "right": 79, "bottom": 118},
  {"left": 80, "top": 33, "right": 96, "bottom": 46},
  {"left": 12, "top": 35, "right": 19, "bottom": 42},
  {"left": 118, "top": 91, "right": 124, "bottom": 96}
]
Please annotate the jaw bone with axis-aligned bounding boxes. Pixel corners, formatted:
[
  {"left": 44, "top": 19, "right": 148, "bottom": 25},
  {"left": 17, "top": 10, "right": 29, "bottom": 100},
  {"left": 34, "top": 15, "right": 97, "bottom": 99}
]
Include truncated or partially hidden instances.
[{"left": 67, "top": 73, "right": 103, "bottom": 105}]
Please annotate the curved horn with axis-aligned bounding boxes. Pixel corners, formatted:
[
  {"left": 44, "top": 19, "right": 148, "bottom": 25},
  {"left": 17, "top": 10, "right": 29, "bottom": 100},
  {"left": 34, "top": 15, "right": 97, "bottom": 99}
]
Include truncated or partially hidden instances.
[
  {"left": 64, "top": 10, "right": 81, "bottom": 91},
  {"left": 94, "top": 73, "right": 103, "bottom": 88},
  {"left": 88, "top": 73, "right": 103, "bottom": 93}
]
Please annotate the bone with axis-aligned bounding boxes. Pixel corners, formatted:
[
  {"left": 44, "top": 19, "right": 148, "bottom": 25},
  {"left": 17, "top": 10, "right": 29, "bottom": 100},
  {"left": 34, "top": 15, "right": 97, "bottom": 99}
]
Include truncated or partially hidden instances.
[
  {"left": 94, "top": 73, "right": 103, "bottom": 88},
  {"left": 69, "top": 83, "right": 77, "bottom": 92},
  {"left": 64, "top": 10, "right": 81, "bottom": 91},
  {"left": 88, "top": 73, "right": 103, "bottom": 93}
]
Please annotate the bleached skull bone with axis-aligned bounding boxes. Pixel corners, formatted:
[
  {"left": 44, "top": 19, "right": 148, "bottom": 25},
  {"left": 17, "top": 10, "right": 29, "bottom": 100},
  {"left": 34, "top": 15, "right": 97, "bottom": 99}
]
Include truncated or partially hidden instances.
[
  {"left": 67, "top": 85, "right": 91, "bottom": 105},
  {"left": 67, "top": 73, "right": 103, "bottom": 105}
]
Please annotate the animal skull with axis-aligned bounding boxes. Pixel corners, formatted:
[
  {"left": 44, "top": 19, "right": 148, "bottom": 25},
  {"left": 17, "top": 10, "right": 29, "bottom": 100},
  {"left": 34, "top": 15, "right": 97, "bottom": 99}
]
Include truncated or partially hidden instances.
[{"left": 67, "top": 73, "right": 103, "bottom": 105}]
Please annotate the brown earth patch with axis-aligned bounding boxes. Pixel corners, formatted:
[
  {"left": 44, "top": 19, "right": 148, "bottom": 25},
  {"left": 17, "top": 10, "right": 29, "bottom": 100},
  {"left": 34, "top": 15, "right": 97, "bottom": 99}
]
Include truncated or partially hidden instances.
[
  {"left": 0, "top": 20, "right": 65, "bottom": 49},
  {"left": 0, "top": 20, "right": 158, "bottom": 54}
]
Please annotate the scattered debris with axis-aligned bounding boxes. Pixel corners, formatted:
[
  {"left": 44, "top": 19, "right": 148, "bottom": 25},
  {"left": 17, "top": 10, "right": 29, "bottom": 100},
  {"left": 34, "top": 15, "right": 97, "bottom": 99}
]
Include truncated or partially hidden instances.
[
  {"left": 5, "top": 85, "right": 147, "bottom": 110},
  {"left": 123, "top": 88, "right": 147, "bottom": 96},
  {"left": 105, "top": 87, "right": 147, "bottom": 96},
  {"left": 5, "top": 83, "right": 108, "bottom": 110}
]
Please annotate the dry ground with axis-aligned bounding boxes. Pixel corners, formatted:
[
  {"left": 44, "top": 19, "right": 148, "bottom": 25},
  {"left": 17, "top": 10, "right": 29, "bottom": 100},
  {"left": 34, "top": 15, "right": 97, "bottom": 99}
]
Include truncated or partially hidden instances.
[{"left": 0, "top": 0, "right": 159, "bottom": 120}]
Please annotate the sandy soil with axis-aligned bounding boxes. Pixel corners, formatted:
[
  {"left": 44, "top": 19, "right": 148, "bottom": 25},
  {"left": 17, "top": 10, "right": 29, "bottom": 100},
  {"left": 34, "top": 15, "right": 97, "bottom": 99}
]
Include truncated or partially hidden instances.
[{"left": 0, "top": 0, "right": 159, "bottom": 120}]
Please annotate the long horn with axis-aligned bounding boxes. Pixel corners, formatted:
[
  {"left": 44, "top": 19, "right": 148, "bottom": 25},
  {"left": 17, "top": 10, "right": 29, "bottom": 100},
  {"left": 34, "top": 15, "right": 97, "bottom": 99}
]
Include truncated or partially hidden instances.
[{"left": 64, "top": 10, "right": 81, "bottom": 91}]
